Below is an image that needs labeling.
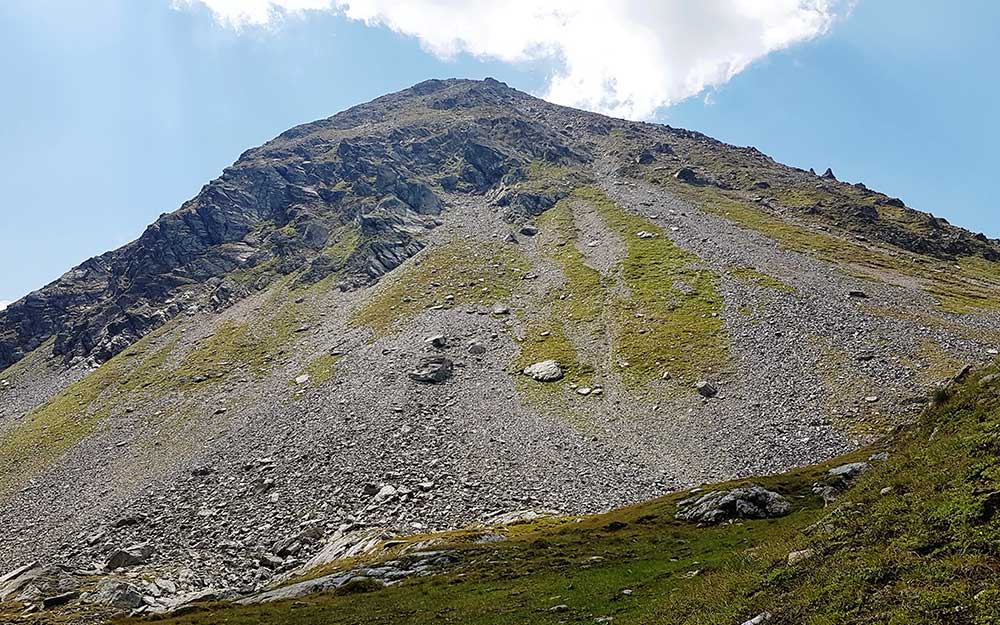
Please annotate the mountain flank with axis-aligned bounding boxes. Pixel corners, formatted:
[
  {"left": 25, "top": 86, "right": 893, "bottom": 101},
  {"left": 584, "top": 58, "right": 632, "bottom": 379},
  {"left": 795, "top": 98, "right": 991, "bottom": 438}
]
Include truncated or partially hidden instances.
[{"left": 1, "top": 78, "right": 999, "bottom": 623}]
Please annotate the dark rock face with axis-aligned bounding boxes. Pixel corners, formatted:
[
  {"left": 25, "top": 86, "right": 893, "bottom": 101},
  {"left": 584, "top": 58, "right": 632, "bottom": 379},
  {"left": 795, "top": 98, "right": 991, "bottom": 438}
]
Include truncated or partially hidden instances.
[{"left": 0, "top": 79, "right": 592, "bottom": 372}]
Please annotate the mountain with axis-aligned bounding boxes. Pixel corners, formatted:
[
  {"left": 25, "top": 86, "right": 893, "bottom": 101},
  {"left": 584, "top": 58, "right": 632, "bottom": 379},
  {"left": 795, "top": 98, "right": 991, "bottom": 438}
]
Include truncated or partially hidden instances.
[{"left": 1, "top": 78, "right": 999, "bottom": 623}]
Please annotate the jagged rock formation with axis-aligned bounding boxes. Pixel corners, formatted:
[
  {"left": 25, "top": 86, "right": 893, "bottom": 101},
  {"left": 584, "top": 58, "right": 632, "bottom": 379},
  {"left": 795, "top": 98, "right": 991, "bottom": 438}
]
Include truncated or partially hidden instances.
[{"left": 0, "top": 78, "right": 590, "bottom": 371}]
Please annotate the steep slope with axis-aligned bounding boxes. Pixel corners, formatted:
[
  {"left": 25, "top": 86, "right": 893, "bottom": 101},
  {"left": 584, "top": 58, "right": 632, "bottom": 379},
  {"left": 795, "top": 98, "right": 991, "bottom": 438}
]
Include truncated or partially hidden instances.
[
  {"left": 113, "top": 360, "right": 1000, "bottom": 625},
  {"left": 1, "top": 78, "right": 1000, "bottom": 620}
]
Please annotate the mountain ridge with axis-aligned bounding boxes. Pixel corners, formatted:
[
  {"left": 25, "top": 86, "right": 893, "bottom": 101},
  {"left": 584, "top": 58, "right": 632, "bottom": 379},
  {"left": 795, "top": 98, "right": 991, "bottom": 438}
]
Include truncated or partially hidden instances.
[{"left": 3, "top": 78, "right": 997, "bottom": 374}]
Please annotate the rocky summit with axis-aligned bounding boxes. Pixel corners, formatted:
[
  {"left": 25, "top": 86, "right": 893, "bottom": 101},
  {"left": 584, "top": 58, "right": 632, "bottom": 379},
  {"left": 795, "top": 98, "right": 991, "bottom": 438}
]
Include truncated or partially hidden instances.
[{"left": 2, "top": 78, "right": 1000, "bottom": 623}]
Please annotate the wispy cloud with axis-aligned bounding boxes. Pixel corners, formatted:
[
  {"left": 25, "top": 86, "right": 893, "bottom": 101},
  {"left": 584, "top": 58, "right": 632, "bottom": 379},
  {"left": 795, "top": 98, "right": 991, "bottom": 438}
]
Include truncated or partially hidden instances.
[{"left": 174, "top": 0, "right": 849, "bottom": 120}]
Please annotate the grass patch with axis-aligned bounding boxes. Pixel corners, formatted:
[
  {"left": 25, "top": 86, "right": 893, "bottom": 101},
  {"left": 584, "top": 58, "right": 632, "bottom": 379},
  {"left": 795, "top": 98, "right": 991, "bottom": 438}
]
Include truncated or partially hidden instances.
[
  {"left": 535, "top": 199, "right": 605, "bottom": 325},
  {"left": 730, "top": 266, "right": 796, "bottom": 294},
  {"left": 911, "top": 339, "right": 965, "bottom": 386},
  {"left": 296, "top": 353, "right": 340, "bottom": 387},
  {"left": 174, "top": 300, "right": 302, "bottom": 387},
  {"left": 665, "top": 183, "right": 1000, "bottom": 314},
  {"left": 579, "top": 187, "right": 728, "bottom": 386},
  {"left": 0, "top": 332, "right": 176, "bottom": 497},
  {"left": 350, "top": 239, "right": 529, "bottom": 338}
]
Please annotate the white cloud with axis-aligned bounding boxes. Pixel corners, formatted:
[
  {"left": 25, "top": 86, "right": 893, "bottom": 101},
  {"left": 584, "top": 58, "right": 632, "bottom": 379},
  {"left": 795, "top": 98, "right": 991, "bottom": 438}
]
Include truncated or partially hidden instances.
[
  {"left": 0, "top": 301, "right": 10, "bottom": 311},
  {"left": 174, "top": 0, "right": 849, "bottom": 119}
]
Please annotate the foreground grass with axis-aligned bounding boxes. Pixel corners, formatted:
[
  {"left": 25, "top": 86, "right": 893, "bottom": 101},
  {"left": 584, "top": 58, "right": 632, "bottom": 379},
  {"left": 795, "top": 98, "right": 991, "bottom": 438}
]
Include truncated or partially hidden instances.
[{"left": 126, "top": 359, "right": 1000, "bottom": 625}]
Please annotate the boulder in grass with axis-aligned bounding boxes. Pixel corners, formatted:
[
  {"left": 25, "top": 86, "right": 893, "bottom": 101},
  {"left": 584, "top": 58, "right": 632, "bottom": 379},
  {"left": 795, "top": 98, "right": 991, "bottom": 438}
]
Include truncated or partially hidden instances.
[
  {"left": 676, "top": 485, "right": 790, "bottom": 524},
  {"left": 523, "top": 360, "right": 564, "bottom": 382}
]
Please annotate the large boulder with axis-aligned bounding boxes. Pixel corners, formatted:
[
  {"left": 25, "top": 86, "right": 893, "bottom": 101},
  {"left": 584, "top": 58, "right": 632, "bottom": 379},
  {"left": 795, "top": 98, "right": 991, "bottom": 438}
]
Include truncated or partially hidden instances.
[
  {"left": 523, "top": 360, "right": 564, "bottom": 382},
  {"left": 85, "top": 579, "right": 144, "bottom": 610},
  {"left": 105, "top": 543, "right": 154, "bottom": 570},
  {"left": 675, "top": 485, "right": 790, "bottom": 524}
]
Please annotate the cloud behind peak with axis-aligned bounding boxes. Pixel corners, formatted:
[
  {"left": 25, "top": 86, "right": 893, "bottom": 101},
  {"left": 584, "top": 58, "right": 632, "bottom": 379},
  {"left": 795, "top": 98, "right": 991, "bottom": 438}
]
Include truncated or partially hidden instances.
[{"left": 174, "top": 0, "right": 850, "bottom": 119}]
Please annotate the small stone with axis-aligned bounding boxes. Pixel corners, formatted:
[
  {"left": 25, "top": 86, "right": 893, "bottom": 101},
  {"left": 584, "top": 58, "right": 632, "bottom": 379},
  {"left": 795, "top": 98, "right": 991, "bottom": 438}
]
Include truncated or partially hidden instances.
[
  {"left": 468, "top": 342, "right": 487, "bottom": 355},
  {"left": 695, "top": 381, "right": 717, "bottom": 398},
  {"left": 491, "top": 303, "right": 511, "bottom": 315},
  {"left": 549, "top": 604, "right": 569, "bottom": 613},
  {"left": 577, "top": 387, "right": 592, "bottom": 396},
  {"left": 425, "top": 335, "right": 448, "bottom": 349},
  {"left": 848, "top": 290, "right": 869, "bottom": 299},
  {"left": 294, "top": 374, "right": 310, "bottom": 385},
  {"left": 828, "top": 462, "right": 869, "bottom": 481},
  {"left": 520, "top": 225, "right": 539, "bottom": 236},
  {"left": 787, "top": 549, "right": 815, "bottom": 565},
  {"left": 154, "top": 579, "right": 177, "bottom": 595}
]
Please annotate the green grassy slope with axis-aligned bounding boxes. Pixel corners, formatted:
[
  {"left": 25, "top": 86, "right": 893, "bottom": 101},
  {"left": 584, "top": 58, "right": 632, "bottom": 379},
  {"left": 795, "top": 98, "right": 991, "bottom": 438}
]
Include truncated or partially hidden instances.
[{"left": 128, "top": 362, "right": 1000, "bottom": 625}]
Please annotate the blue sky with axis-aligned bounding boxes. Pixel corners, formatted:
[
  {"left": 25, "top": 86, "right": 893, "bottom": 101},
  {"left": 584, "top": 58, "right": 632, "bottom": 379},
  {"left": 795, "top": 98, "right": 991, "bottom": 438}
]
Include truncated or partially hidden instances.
[{"left": 1, "top": 0, "right": 997, "bottom": 306}]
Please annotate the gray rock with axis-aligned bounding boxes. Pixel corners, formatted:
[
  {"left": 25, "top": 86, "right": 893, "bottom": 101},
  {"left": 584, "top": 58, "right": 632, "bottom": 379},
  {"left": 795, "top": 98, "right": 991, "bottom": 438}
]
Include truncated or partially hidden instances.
[
  {"left": 523, "top": 360, "right": 564, "bottom": 382},
  {"left": 238, "top": 573, "right": 355, "bottom": 604},
  {"left": 408, "top": 356, "right": 453, "bottom": 383},
  {"left": 491, "top": 303, "right": 511, "bottom": 315},
  {"left": 828, "top": 462, "right": 869, "bottom": 481},
  {"left": 676, "top": 485, "right": 790, "bottom": 524},
  {"left": 424, "top": 334, "right": 448, "bottom": 349},
  {"left": 519, "top": 225, "right": 539, "bottom": 236},
  {"left": 154, "top": 578, "right": 177, "bottom": 595},
  {"left": 105, "top": 544, "right": 153, "bottom": 570},
  {"left": 467, "top": 342, "right": 487, "bottom": 355},
  {"left": 259, "top": 554, "right": 284, "bottom": 569},
  {"left": 787, "top": 548, "right": 815, "bottom": 565},
  {"left": 695, "top": 381, "right": 718, "bottom": 398},
  {"left": 741, "top": 613, "right": 772, "bottom": 625},
  {"left": 163, "top": 588, "right": 237, "bottom": 612},
  {"left": 86, "top": 579, "right": 144, "bottom": 610},
  {"left": 42, "top": 591, "right": 80, "bottom": 609},
  {"left": 0, "top": 562, "right": 43, "bottom": 600}
]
